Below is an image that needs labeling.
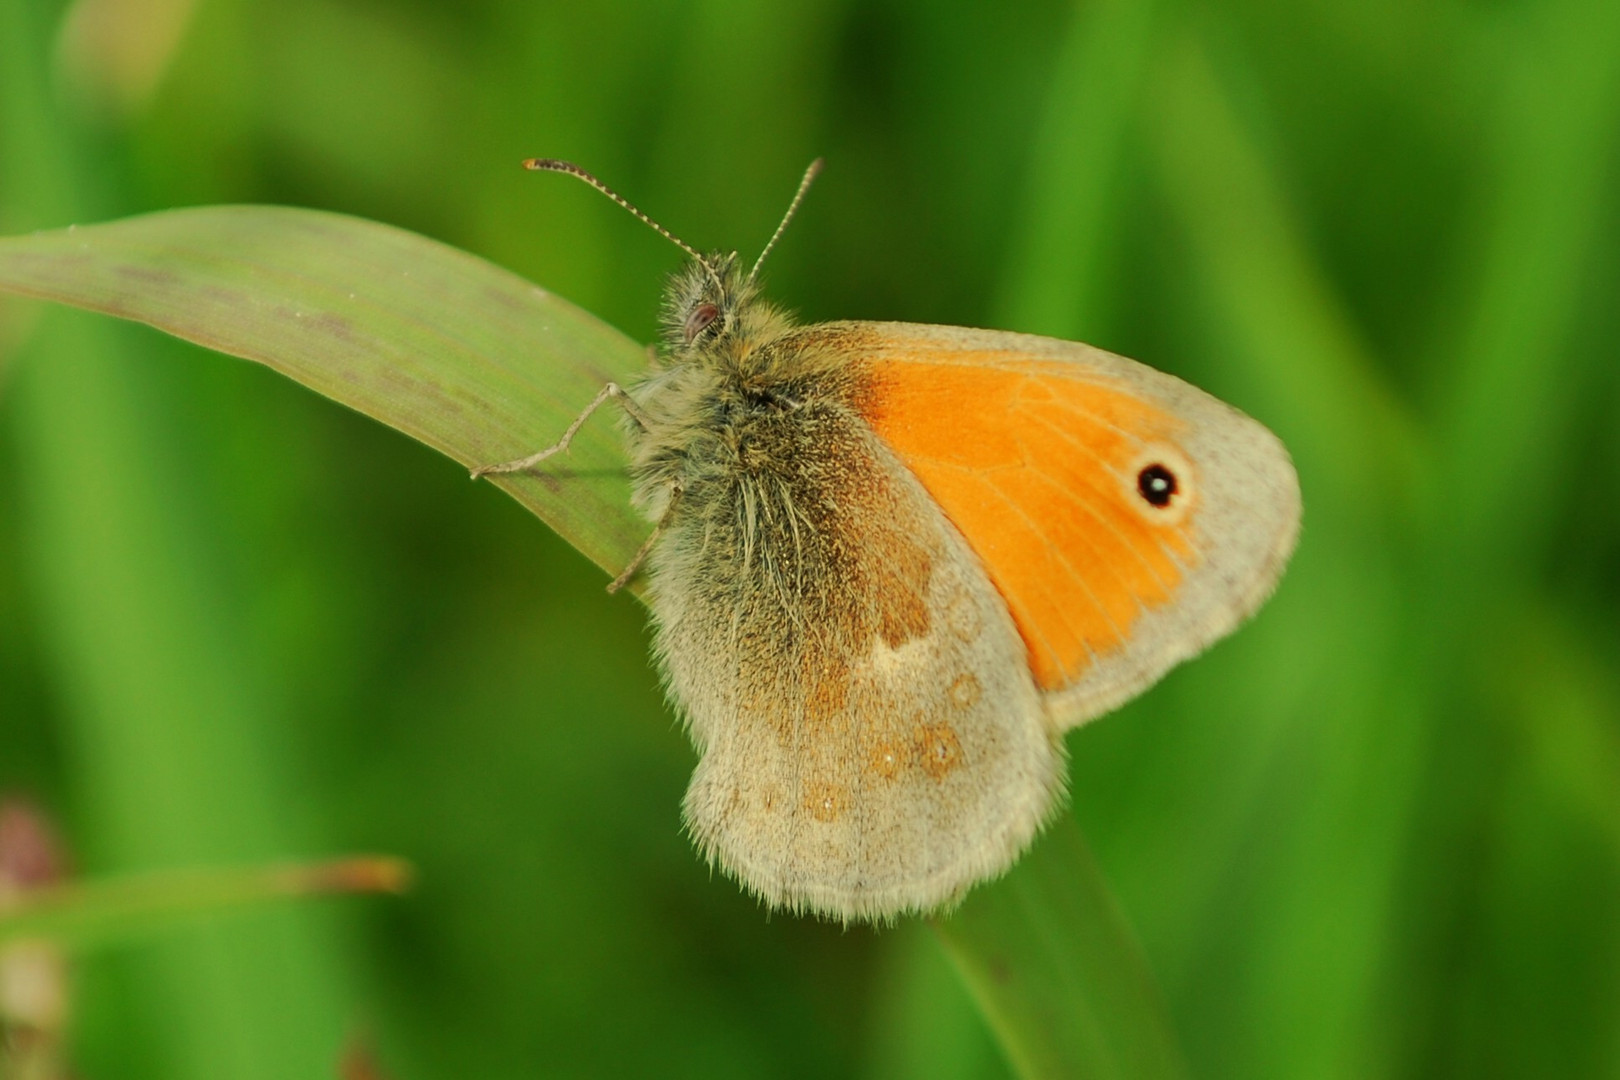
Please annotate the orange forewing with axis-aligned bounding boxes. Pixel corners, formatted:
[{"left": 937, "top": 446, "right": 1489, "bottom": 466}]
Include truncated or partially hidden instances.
[{"left": 861, "top": 352, "right": 1196, "bottom": 690}]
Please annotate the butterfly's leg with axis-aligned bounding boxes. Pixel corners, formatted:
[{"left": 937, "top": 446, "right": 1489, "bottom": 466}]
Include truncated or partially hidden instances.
[
  {"left": 469, "top": 381, "right": 652, "bottom": 479},
  {"left": 607, "top": 481, "right": 683, "bottom": 594}
]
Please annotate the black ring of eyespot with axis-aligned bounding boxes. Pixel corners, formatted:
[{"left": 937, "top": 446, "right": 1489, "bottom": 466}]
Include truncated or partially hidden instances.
[
  {"left": 1137, "top": 463, "right": 1178, "bottom": 508},
  {"left": 684, "top": 303, "right": 720, "bottom": 343}
]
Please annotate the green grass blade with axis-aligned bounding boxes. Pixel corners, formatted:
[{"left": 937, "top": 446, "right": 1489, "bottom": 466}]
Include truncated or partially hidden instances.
[
  {"left": 993, "top": 0, "right": 1161, "bottom": 339},
  {"left": 0, "top": 857, "right": 411, "bottom": 950},
  {"left": 864, "top": 923, "right": 1009, "bottom": 1080},
  {"left": 1434, "top": 0, "right": 1620, "bottom": 573},
  {"left": 933, "top": 815, "right": 1188, "bottom": 1080},
  {"left": 1145, "top": 31, "right": 1428, "bottom": 1079},
  {"left": 1498, "top": 608, "right": 1620, "bottom": 859},
  {"left": 1148, "top": 32, "right": 1420, "bottom": 515},
  {"left": 0, "top": 207, "right": 650, "bottom": 578}
]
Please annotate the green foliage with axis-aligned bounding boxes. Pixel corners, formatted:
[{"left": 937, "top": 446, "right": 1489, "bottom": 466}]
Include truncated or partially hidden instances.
[
  {"left": 0, "top": 198, "right": 1184, "bottom": 1080},
  {"left": 1, "top": 0, "right": 1617, "bottom": 1076}
]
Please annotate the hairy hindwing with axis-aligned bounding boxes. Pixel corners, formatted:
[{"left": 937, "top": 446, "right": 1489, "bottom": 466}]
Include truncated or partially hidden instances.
[{"left": 625, "top": 329, "right": 1066, "bottom": 921}]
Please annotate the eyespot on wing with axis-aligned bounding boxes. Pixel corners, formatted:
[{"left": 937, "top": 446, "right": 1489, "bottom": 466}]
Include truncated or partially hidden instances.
[{"left": 833, "top": 321, "right": 1300, "bottom": 722}]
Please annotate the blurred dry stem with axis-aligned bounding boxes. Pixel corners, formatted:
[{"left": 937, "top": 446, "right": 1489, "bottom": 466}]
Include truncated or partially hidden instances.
[
  {"left": 0, "top": 857, "right": 414, "bottom": 947},
  {"left": 0, "top": 799, "right": 71, "bottom": 1080}
]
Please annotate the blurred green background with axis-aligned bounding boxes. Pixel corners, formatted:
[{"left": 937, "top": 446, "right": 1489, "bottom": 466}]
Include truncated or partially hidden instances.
[{"left": 2, "top": 0, "right": 1619, "bottom": 1076}]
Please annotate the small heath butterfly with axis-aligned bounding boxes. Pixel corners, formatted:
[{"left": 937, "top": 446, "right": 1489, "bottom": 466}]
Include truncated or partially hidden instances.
[{"left": 475, "top": 159, "right": 1301, "bottom": 922}]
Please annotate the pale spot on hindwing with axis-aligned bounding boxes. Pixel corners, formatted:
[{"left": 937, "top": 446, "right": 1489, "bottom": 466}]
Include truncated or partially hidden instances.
[
  {"left": 865, "top": 735, "right": 907, "bottom": 781},
  {"left": 949, "top": 673, "right": 982, "bottom": 709},
  {"left": 803, "top": 779, "right": 847, "bottom": 823},
  {"left": 914, "top": 723, "right": 965, "bottom": 781},
  {"left": 944, "top": 593, "right": 980, "bottom": 643}
]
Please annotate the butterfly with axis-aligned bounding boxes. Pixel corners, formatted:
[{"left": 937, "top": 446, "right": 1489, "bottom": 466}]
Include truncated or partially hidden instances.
[{"left": 474, "top": 159, "right": 1301, "bottom": 922}]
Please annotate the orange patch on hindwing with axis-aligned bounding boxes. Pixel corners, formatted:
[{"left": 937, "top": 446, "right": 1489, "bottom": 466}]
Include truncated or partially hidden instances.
[{"left": 861, "top": 355, "right": 1197, "bottom": 690}]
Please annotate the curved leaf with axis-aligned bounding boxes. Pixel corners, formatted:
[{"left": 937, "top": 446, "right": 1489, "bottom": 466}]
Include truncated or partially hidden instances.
[
  {"left": 934, "top": 815, "right": 1187, "bottom": 1080},
  {"left": 0, "top": 206, "right": 649, "bottom": 577}
]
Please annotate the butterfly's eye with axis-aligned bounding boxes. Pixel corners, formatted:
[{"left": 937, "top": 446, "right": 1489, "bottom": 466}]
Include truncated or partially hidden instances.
[
  {"left": 1136, "top": 463, "right": 1178, "bottom": 508},
  {"left": 684, "top": 303, "right": 720, "bottom": 343}
]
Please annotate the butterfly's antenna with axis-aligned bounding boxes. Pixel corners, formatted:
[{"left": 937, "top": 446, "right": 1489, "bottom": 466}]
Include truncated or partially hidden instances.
[
  {"left": 524, "top": 158, "right": 722, "bottom": 287},
  {"left": 748, "top": 158, "right": 823, "bottom": 285}
]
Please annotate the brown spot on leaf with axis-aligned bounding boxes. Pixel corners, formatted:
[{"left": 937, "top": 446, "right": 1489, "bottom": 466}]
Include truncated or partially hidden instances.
[
  {"left": 310, "top": 310, "right": 356, "bottom": 342},
  {"left": 114, "top": 263, "right": 180, "bottom": 289}
]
